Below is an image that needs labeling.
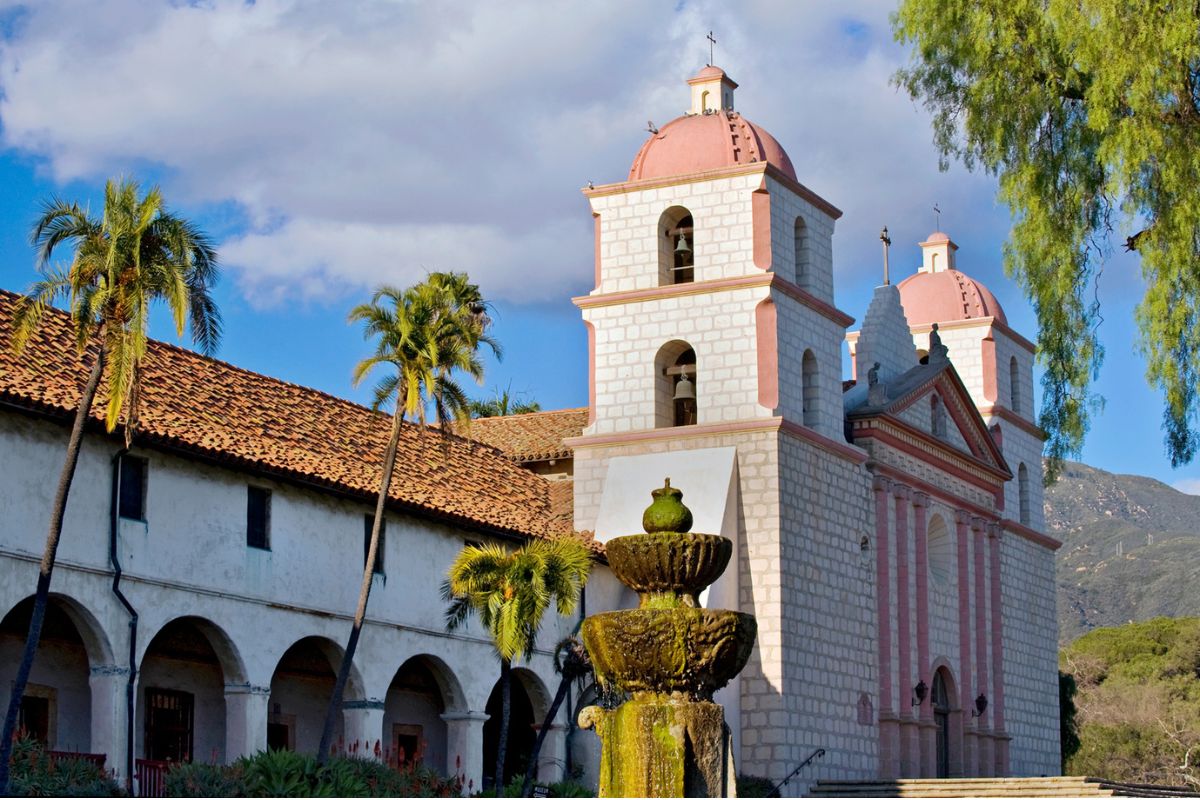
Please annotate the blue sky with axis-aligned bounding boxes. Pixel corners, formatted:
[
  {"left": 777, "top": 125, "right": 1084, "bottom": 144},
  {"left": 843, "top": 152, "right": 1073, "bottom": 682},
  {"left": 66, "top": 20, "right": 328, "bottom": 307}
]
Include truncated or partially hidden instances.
[{"left": 0, "top": 0, "right": 1193, "bottom": 492}]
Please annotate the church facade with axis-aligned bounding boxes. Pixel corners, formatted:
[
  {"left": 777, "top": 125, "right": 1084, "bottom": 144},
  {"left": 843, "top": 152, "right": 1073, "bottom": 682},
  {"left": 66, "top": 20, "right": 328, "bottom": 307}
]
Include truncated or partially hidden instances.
[{"left": 0, "top": 65, "right": 1060, "bottom": 794}]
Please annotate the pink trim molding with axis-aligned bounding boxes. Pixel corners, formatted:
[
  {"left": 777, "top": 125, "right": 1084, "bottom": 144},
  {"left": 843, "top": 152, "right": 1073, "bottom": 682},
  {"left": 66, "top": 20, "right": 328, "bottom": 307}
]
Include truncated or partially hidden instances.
[
  {"left": 585, "top": 321, "right": 596, "bottom": 425},
  {"left": 565, "top": 416, "right": 870, "bottom": 465},
  {"left": 954, "top": 510, "right": 975, "bottom": 775},
  {"left": 752, "top": 178, "right": 772, "bottom": 271},
  {"left": 755, "top": 298, "right": 779, "bottom": 410},
  {"left": 988, "top": 524, "right": 1009, "bottom": 775},
  {"left": 874, "top": 476, "right": 899, "bottom": 780},
  {"left": 592, "top": 212, "right": 602, "bottom": 289},
  {"left": 999, "top": 519, "right": 1062, "bottom": 551}
]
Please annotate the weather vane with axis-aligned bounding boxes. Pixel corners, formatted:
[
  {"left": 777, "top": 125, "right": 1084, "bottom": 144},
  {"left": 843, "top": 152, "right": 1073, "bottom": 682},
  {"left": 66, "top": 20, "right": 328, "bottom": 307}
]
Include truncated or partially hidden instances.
[
  {"left": 880, "top": 226, "right": 892, "bottom": 285},
  {"left": 707, "top": 31, "right": 717, "bottom": 66}
]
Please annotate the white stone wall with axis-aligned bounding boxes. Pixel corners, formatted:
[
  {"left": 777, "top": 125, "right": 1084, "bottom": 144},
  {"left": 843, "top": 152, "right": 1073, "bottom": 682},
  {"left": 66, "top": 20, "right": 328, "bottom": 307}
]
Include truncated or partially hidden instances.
[
  {"left": 588, "top": 173, "right": 763, "bottom": 293},
  {"left": 894, "top": 393, "right": 972, "bottom": 456},
  {"left": 925, "top": 507, "right": 962, "bottom": 683},
  {"left": 999, "top": 533, "right": 1060, "bottom": 776},
  {"left": 582, "top": 285, "right": 774, "bottom": 435},
  {"left": 774, "top": 433, "right": 876, "bottom": 787},
  {"left": 765, "top": 175, "right": 836, "bottom": 303},
  {"left": 773, "top": 289, "right": 851, "bottom": 440},
  {"left": 0, "top": 411, "right": 581, "bottom": 786},
  {"left": 854, "top": 285, "right": 918, "bottom": 384}
]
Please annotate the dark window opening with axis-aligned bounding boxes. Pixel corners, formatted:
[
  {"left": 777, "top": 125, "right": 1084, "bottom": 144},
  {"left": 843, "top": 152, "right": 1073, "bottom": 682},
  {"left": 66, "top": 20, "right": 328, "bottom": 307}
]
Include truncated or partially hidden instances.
[
  {"left": 267, "top": 722, "right": 291, "bottom": 752},
  {"left": 247, "top": 486, "right": 271, "bottom": 550},
  {"left": 364, "top": 514, "right": 386, "bottom": 575},
  {"left": 18, "top": 695, "right": 50, "bottom": 745},
  {"left": 118, "top": 455, "right": 148, "bottom": 521},
  {"left": 669, "top": 215, "right": 694, "bottom": 284},
  {"left": 671, "top": 348, "right": 697, "bottom": 426},
  {"left": 144, "top": 688, "right": 194, "bottom": 763}
]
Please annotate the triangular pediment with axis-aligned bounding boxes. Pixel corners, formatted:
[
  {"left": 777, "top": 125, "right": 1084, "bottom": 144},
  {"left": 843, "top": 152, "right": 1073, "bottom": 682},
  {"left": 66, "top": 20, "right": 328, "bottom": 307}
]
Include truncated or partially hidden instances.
[{"left": 846, "top": 359, "right": 1012, "bottom": 481}]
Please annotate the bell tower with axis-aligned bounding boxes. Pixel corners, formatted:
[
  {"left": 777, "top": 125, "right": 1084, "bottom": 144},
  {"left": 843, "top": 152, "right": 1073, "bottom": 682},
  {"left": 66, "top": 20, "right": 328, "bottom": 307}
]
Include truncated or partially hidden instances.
[{"left": 568, "top": 67, "right": 879, "bottom": 781}]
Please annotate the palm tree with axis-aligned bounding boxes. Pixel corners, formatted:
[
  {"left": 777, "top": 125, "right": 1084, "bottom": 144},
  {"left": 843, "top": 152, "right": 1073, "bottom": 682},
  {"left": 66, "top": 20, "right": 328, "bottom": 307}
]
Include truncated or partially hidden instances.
[
  {"left": 442, "top": 538, "right": 592, "bottom": 790},
  {"left": 469, "top": 383, "right": 541, "bottom": 418},
  {"left": 0, "top": 178, "right": 221, "bottom": 791},
  {"left": 521, "top": 636, "right": 592, "bottom": 797},
  {"left": 317, "top": 272, "right": 499, "bottom": 762}
]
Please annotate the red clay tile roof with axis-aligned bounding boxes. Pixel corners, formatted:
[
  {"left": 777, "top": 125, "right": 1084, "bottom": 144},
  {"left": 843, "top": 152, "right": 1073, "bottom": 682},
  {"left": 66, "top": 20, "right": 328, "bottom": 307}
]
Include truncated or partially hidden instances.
[
  {"left": 461, "top": 408, "right": 588, "bottom": 462},
  {"left": 0, "top": 290, "right": 583, "bottom": 542}
]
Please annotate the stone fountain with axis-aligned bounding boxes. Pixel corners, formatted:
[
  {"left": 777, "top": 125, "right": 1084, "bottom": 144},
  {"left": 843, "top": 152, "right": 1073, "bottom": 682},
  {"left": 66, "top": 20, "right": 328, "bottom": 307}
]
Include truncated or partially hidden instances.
[{"left": 579, "top": 478, "right": 757, "bottom": 797}]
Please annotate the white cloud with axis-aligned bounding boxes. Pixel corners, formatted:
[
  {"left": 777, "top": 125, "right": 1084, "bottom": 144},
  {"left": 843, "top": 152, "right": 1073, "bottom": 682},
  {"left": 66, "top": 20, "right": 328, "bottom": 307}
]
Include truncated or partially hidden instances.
[
  {"left": 1171, "top": 478, "right": 1200, "bottom": 496},
  {"left": 0, "top": 0, "right": 1005, "bottom": 305}
]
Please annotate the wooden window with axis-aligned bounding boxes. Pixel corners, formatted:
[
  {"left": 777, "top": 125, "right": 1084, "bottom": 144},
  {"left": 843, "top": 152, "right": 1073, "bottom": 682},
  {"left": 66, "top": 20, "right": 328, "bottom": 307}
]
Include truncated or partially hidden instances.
[
  {"left": 118, "top": 455, "right": 148, "bottom": 521},
  {"left": 18, "top": 689, "right": 53, "bottom": 746},
  {"left": 364, "top": 514, "right": 386, "bottom": 575},
  {"left": 247, "top": 487, "right": 271, "bottom": 550},
  {"left": 144, "top": 688, "right": 193, "bottom": 763}
]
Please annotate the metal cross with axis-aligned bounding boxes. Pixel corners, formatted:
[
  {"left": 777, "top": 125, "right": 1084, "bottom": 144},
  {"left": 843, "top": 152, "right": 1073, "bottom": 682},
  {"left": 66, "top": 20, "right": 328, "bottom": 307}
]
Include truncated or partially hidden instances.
[
  {"left": 934, "top": 203, "right": 942, "bottom": 231},
  {"left": 880, "top": 226, "right": 892, "bottom": 285},
  {"left": 707, "top": 31, "right": 717, "bottom": 66}
]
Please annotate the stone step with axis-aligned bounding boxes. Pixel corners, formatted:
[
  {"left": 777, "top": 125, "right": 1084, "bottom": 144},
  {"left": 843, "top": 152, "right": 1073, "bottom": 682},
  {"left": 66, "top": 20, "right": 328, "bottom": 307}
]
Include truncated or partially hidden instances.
[{"left": 811, "top": 776, "right": 1200, "bottom": 798}]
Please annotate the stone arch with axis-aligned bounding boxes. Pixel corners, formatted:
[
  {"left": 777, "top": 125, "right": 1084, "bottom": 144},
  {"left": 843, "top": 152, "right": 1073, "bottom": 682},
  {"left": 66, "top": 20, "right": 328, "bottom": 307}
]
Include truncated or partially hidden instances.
[
  {"left": 267, "top": 636, "right": 364, "bottom": 756},
  {"left": 658, "top": 206, "right": 694, "bottom": 285},
  {"left": 0, "top": 594, "right": 112, "bottom": 751},
  {"left": 655, "top": 340, "right": 697, "bottom": 428},
  {"left": 801, "top": 349, "right": 818, "bottom": 427},
  {"left": 928, "top": 660, "right": 962, "bottom": 778},
  {"left": 383, "top": 654, "right": 466, "bottom": 773},
  {"left": 482, "top": 667, "right": 551, "bottom": 789},
  {"left": 141, "top": 615, "right": 247, "bottom": 686},
  {"left": 137, "top": 616, "right": 246, "bottom": 763},
  {"left": 794, "top": 217, "right": 810, "bottom": 288},
  {"left": 931, "top": 394, "right": 948, "bottom": 439},
  {"left": 1018, "top": 463, "right": 1031, "bottom": 526}
]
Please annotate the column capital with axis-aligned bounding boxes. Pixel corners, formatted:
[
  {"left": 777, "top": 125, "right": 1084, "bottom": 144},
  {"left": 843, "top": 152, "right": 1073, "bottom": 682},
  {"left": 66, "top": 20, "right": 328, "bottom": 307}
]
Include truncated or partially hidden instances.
[
  {"left": 911, "top": 491, "right": 930, "bottom": 509},
  {"left": 90, "top": 665, "right": 131, "bottom": 678},
  {"left": 344, "top": 699, "right": 386, "bottom": 711},
  {"left": 873, "top": 475, "right": 892, "bottom": 494},
  {"left": 224, "top": 682, "right": 271, "bottom": 697},
  {"left": 892, "top": 484, "right": 911, "bottom": 501},
  {"left": 970, "top": 515, "right": 988, "bottom": 532},
  {"left": 954, "top": 509, "right": 973, "bottom": 526},
  {"left": 987, "top": 522, "right": 1003, "bottom": 539},
  {"left": 440, "top": 711, "right": 490, "bottom": 724}
]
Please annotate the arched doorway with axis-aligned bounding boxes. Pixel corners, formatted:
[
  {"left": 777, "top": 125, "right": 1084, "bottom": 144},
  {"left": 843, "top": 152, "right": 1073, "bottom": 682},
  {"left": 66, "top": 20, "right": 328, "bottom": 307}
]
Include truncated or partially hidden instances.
[
  {"left": 932, "top": 667, "right": 954, "bottom": 778},
  {"left": 384, "top": 655, "right": 463, "bottom": 774},
  {"left": 268, "top": 637, "right": 361, "bottom": 756},
  {"left": 137, "top": 617, "right": 243, "bottom": 764},
  {"left": 0, "top": 595, "right": 108, "bottom": 753},
  {"left": 483, "top": 669, "right": 549, "bottom": 789}
]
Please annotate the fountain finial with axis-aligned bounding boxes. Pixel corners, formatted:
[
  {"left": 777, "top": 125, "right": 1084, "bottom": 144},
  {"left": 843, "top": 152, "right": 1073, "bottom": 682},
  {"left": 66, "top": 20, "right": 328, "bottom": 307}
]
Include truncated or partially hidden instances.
[{"left": 642, "top": 477, "right": 694, "bottom": 533}]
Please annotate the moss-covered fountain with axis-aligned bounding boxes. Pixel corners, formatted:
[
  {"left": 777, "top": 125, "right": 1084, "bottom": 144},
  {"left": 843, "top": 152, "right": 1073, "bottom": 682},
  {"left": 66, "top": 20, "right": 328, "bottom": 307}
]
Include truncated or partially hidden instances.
[{"left": 579, "top": 479, "right": 757, "bottom": 797}]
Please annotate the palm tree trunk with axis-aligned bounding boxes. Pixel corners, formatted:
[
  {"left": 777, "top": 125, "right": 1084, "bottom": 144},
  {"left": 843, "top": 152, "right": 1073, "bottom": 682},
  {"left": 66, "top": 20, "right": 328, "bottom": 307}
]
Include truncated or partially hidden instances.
[
  {"left": 522, "top": 673, "right": 571, "bottom": 797},
  {"left": 496, "top": 657, "right": 512, "bottom": 791},
  {"left": 0, "top": 348, "right": 105, "bottom": 792},
  {"left": 317, "top": 409, "right": 404, "bottom": 764}
]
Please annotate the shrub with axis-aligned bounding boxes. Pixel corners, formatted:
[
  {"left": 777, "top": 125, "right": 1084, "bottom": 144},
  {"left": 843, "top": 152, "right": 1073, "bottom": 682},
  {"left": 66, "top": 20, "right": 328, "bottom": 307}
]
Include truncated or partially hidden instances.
[
  {"left": 164, "top": 761, "right": 246, "bottom": 797},
  {"left": 162, "top": 749, "right": 461, "bottom": 797},
  {"left": 6, "top": 734, "right": 123, "bottom": 797}
]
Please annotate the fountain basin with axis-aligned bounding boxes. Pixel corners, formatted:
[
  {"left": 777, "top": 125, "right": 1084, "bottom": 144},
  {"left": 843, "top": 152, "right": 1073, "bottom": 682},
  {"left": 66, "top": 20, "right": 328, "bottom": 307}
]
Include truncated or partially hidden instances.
[
  {"left": 582, "top": 607, "right": 756, "bottom": 700},
  {"left": 605, "top": 533, "right": 732, "bottom": 607}
]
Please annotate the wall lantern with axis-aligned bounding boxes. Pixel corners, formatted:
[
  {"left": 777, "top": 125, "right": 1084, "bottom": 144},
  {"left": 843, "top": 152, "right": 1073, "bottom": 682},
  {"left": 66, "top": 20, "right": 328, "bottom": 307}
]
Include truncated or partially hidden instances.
[
  {"left": 972, "top": 693, "right": 988, "bottom": 717},
  {"left": 911, "top": 680, "right": 928, "bottom": 707}
]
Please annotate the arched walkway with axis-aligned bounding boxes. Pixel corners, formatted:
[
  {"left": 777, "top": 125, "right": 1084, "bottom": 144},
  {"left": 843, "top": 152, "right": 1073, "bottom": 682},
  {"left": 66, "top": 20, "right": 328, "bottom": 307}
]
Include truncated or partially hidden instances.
[
  {"left": 384, "top": 655, "right": 465, "bottom": 774},
  {"left": 268, "top": 636, "right": 363, "bottom": 756},
  {"left": 482, "top": 667, "right": 550, "bottom": 789},
  {"left": 136, "top": 616, "right": 244, "bottom": 764},
  {"left": 0, "top": 594, "right": 110, "bottom": 752}
]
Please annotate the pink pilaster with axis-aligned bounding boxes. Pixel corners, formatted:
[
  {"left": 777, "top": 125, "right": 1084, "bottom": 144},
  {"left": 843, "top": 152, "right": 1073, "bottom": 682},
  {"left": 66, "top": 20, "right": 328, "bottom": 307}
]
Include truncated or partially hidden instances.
[
  {"left": 894, "top": 485, "right": 915, "bottom": 777},
  {"left": 973, "top": 517, "right": 993, "bottom": 777},
  {"left": 988, "top": 523, "right": 1010, "bottom": 775},
  {"left": 873, "top": 476, "right": 899, "bottom": 779},
  {"left": 913, "top": 493, "right": 936, "bottom": 777},
  {"left": 954, "top": 510, "right": 975, "bottom": 777}
]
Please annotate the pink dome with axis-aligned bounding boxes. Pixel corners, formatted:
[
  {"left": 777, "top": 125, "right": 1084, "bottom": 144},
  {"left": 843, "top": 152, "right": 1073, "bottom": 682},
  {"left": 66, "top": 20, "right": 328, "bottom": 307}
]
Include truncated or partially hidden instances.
[
  {"left": 628, "top": 111, "right": 798, "bottom": 182},
  {"left": 896, "top": 269, "right": 1008, "bottom": 326}
]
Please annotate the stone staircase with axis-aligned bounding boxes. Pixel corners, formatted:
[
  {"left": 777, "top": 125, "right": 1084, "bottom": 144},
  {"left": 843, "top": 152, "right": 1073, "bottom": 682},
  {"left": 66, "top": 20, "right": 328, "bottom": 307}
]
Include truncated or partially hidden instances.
[{"left": 809, "top": 776, "right": 1200, "bottom": 797}]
